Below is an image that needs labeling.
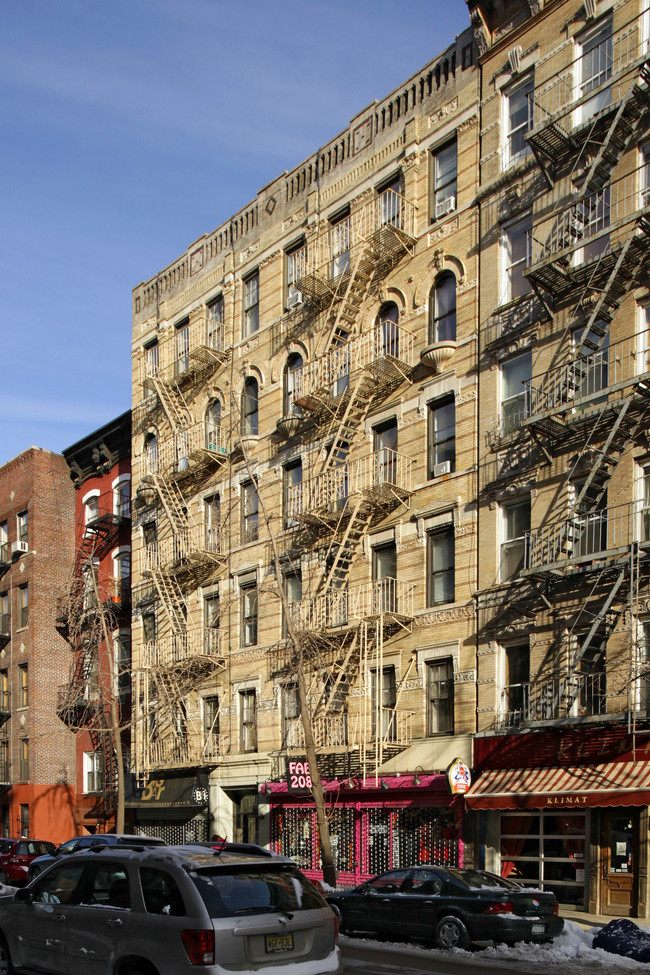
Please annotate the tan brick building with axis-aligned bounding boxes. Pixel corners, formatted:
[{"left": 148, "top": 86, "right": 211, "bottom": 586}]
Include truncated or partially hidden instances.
[
  {"left": 129, "top": 26, "right": 481, "bottom": 879},
  {"left": 467, "top": 0, "right": 650, "bottom": 919},
  {"left": 0, "top": 448, "right": 77, "bottom": 843}
]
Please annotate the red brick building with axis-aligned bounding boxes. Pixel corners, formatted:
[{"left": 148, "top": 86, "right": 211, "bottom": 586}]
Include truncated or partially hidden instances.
[
  {"left": 0, "top": 448, "right": 76, "bottom": 843},
  {"left": 61, "top": 412, "right": 132, "bottom": 833}
]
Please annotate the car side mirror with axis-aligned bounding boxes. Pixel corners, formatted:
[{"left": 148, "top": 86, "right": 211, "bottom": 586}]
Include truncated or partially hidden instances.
[{"left": 15, "top": 888, "right": 32, "bottom": 903}]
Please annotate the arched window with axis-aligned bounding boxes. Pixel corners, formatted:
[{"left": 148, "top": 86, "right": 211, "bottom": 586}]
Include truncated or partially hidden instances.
[
  {"left": 376, "top": 302, "right": 399, "bottom": 359},
  {"left": 241, "top": 378, "right": 259, "bottom": 436},
  {"left": 205, "top": 400, "right": 222, "bottom": 452},
  {"left": 284, "top": 354, "right": 303, "bottom": 417},
  {"left": 429, "top": 273, "right": 456, "bottom": 343},
  {"left": 144, "top": 433, "right": 158, "bottom": 474}
]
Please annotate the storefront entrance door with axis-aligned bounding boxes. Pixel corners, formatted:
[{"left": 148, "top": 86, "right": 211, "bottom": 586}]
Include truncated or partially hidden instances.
[{"left": 602, "top": 809, "right": 637, "bottom": 916}]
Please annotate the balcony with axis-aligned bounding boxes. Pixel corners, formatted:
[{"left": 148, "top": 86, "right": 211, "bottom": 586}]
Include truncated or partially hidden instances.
[
  {"left": 283, "top": 713, "right": 350, "bottom": 751},
  {"left": 285, "top": 449, "right": 413, "bottom": 529},
  {"left": 290, "top": 190, "right": 418, "bottom": 309},
  {"left": 526, "top": 11, "right": 650, "bottom": 175},
  {"left": 141, "top": 630, "right": 225, "bottom": 672},
  {"left": 526, "top": 165, "right": 649, "bottom": 303},
  {"left": 282, "top": 708, "right": 413, "bottom": 752},
  {"left": 289, "top": 578, "right": 415, "bottom": 633},
  {"left": 56, "top": 686, "right": 100, "bottom": 727},
  {"left": 144, "top": 734, "right": 220, "bottom": 770},
  {"left": 525, "top": 499, "right": 646, "bottom": 575},
  {"left": 497, "top": 672, "right": 633, "bottom": 732},
  {"left": 156, "top": 423, "right": 228, "bottom": 485},
  {"left": 140, "top": 525, "right": 223, "bottom": 576}
]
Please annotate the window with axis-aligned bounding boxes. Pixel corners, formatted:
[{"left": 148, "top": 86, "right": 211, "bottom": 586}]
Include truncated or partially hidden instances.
[
  {"left": 19, "top": 739, "right": 28, "bottom": 781},
  {"left": 240, "top": 688, "right": 257, "bottom": 752},
  {"left": 501, "top": 351, "right": 532, "bottom": 433},
  {"left": 114, "top": 632, "right": 131, "bottom": 697},
  {"left": 241, "top": 480, "right": 259, "bottom": 544},
  {"left": 571, "top": 478, "right": 607, "bottom": 557},
  {"left": 112, "top": 549, "right": 130, "bottom": 604},
  {"left": 575, "top": 18, "right": 613, "bottom": 122},
  {"left": 0, "top": 741, "right": 8, "bottom": 783},
  {"left": 0, "top": 671, "right": 8, "bottom": 713},
  {"left": 427, "top": 397, "right": 455, "bottom": 478},
  {"left": 204, "top": 494, "right": 220, "bottom": 554},
  {"left": 0, "top": 595, "right": 8, "bottom": 638},
  {"left": 575, "top": 186, "right": 611, "bottom": 265},
  {"left": 571, "top": 324, "right": 609, "bottom": 398},
  {"left": 84, "top": 492, "right": 100, "bottom": 528},
  {"left": 240, "top": 575, "right": 258, "bottom": 646},
  {"left": 82, "top": 559, "right": 99, "bottom": 610},
  {"left": 372, "top": 542, "right": 397, "bottom": 613},
  {"left": 426, "top": 527, "right": 455, "bottom": 606},
  {"left": 143, "top": 521, "right": 157, "bottom": 571},
  {"left": 499, "top": 810, "right": 587, "bottom": 902},
  {"left": 204, "top": 591, "right": 220, "bottom": 654},
  {"left": 371, "top": 666, "right": 397, "bottom": 740},
  {"left": 503, "top": 72, "right": 534, "bottom": 168},
  {"left": 501, "top": 215, "right": 532, "bottom": 304},
  {"left": 18, "top": 665, "right": 27, "bottom": 708},
  {"left": 17, "top": 586, "right": 28, "bottom": 629},
  {"left": 642, "top": 465, "right": 650, "bottom": 545},
  {"left": 142, "top": 612, "right": 156, "bottom": 647},
  {"left": 241, "top": 378, "right": 259, "bottom": 436},
  {"left": 144, "top": 432, "right": 158, "bottom": 474},
  {"left": 426, "top": 659, "right": 454, "bottom": 735},
  {"left": 19, "top": 803, "right": 29, "bottom": 836},
  {"left": 282, "top": 682, "right": 301, "bottom": 745},
  {"left": 373, "top": 418, "right": 398, "bottom": 486},
  {"left": 207, "top": 295, "right": 224, "bottom": 351},
  {"left": 283, "top": 570, "right": 302, "bottom": 636},
  {"left": 114, "top": 478, "right": 130, "bottom": 519},
  {"left": 378, "top": 175, "right": 402, "bottom": 228},
  {"left": 283, "top": 354, "right": 303, "bottom": 417},
  {"left": 429, "top": 273, "right": 456, "bottom": 343},
  {"left": 503, "top": 643, "right": 530, "bottom": 726},
  {"left": 205, "top": 400, "right": 222, "bottom": 454},
  {"left": 500, "top": 497, "right": 531, "bottom": 581},
  {"left": 83, "top": 751, "right": 103, "bottom": 794},
  {"left": 640, "top": 623, "right": 650, "bottom": 710},
  {"left": 331, "top": 210, "right": 351, "bottom": 278},
  {"left": 330, "top": 328, "right": 350, "bottom": 397},
  {"left": 204, "top": 695, "right": 220, "bottom": 752},
  {"left": 376, "top": 302, "right": 399, "bottom": 359},
  {"left": 641, "top": 144, "right": 650, "bottom": 208},
  {"left": 462, "top": 43, "right": 473, "bottom": 70},
  {"left": 0, "top": 524, "right": 7, "bottom": 564},
  {"left": 143, "top": 340, "right": 159, "bottom": 385},
  {"left": 431, "top": 140, "right": 457, "bottom": 220},
  {"left": 286, "top": 243, "right": 305, "bottom": 309},
  {"left": 16, "top": 511, "right": 28, "bottom": 545},
  {"left": 243, "top": 271, "right": 259, "bottom": 337},
  {"left": 175, "top": 320, "right": 190, "bottom": 376},
  {"left": 283, "top": 460, "right": 303, "bottom": 529}
]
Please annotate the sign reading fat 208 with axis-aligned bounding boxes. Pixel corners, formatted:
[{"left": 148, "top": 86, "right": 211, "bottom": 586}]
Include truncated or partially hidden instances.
[{"left": 286, "top": 759, "right": 313, "bottom": 793}]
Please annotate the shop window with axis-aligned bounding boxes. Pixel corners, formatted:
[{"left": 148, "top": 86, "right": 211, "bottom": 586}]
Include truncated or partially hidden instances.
[
  {"left": 499, "top": 811, "right": 586, "bottom": 904},
  {"left": 500, "top": 497, "right": 530, "bottom": 581},
  {"left": 427, "top": 396, "right": 455, "bottom": 478},
  {"left": 426, "top": 527, "right": 455, "bottom": 606},
  {"left": 240, "top": 688, "right": 257, "bottom": 753},
  {"left": 426, "top": 659, "right": 454, "bottom": 735}
]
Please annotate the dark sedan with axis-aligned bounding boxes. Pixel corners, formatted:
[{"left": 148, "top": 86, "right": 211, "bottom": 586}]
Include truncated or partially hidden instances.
[{"left": 326, "top": 866, "right": 563, "bottom": 950}]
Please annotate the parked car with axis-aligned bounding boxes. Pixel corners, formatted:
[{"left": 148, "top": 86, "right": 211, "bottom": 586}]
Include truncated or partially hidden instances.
[
  {"left": 0, "top": 839, "right": 56, "bottom": 886},
  {"left": 0, "top": 844, "right": 342, "bottom": 974},
  {"left": 326, "top": 865, "right": 563, "bottom": 949},
  {"left": 27, "top": 832, "right": 165, "bottom": 882}
]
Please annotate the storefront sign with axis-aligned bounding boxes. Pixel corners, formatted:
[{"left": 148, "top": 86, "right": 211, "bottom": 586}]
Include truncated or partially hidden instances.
[
  {"left": 286, "top": 759, "right": 313, "bottom": 794},
  {"left": 126, "top": 773, "right": 209, "bottom": 808},
  {"left": 545, "top": 795, "right": 588, "bottom": 806},
  {"left": 446, "top": 757, "right": 472, "bottom": 795}
]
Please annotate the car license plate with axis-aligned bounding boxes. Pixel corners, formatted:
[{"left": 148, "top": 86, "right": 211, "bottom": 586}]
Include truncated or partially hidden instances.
[
  {"left": 265, "top": 932, "right": 294, "bottom": 953},
  {"left": 532, "top": 924, "right": 545, "bottom": 935}
]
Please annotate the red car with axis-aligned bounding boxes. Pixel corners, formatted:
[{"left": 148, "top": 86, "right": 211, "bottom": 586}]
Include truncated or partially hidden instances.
[{"left": 0, "top": 838, "right": 56, "bottom": 886}]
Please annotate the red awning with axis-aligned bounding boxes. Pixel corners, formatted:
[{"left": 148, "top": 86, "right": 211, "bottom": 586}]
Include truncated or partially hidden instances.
[{"left": 465, "top": 761, "right": 650, "bottom": 810}]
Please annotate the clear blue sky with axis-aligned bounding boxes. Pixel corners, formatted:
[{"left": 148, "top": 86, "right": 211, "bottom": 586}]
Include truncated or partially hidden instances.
[{"left": 0, "top": 0, "right": 471, "bottom": 468}]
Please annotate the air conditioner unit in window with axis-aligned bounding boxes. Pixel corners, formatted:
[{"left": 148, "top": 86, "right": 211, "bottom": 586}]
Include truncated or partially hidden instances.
[
  {"left": 287, "top": 291, "right": 303, "bottom": 310},
  {"left": 11, "top": 541, "right": 28, "bottom": 558},
  {"left": 434, "top": 461, "right": 451, "bottom": 478},
  {"left": 435, "top": 196, "right": 456, "bottom": 218}
]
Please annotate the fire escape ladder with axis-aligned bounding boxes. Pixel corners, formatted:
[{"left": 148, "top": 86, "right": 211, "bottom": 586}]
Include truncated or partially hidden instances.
[
  {"left": 149, "top": 473, "right": 189, "bottom": 538},
  {"left": 318, "top": 245, "right": 376, "bottom": 357},
  {"left": 569, "top": 566, "right": 625, "bottom": 693},
  {"left": 579, "top": 235, "right": 649, "bottom": 345},
  {"left": 147, "top": 374, "right": 192, "bottom": 435},
  {"left": 150, "top": 567, "right": 187, "bottom": 635},
  {"left": 320, "top": 371, "right": 376, "bottom": 475},
  {"left": 318, "top": 498, "right": 374, "bottom": 596},
  {"left": 579, "top": 59, "right": 650, "bottom": 196},
  {"left": 574, "top": 398, "right": 632, "bottom": 514}
]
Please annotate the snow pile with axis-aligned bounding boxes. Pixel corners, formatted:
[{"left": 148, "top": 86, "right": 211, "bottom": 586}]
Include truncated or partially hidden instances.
[{"left": 478, "top": 920, "right": 647, "bottom": 970}]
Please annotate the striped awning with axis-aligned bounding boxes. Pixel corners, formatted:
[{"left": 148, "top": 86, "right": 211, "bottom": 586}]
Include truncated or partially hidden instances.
[{"left": 465, "top": 761, "right": 650, "bottom": 810}]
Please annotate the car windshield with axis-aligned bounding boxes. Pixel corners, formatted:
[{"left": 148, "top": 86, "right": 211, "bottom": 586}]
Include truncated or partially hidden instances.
[
  {"left": 192, "top": 865, "right": 324, "bottom": 918},
  {"left": 446, "top": 869, "right": 518, "bottom": 890},
  {"left": 56, "top": 840, "right": 79, "bottom": 855}
]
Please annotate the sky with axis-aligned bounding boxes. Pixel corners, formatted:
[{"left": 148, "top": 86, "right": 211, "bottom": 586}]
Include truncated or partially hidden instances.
[{"left": 0, "top": 0, "right": 471, "bottom": 468}]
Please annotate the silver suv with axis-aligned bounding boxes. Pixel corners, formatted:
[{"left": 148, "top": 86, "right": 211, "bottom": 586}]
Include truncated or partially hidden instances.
[{"left": 0, "top": 843, "right": 342, "bottom": 975}]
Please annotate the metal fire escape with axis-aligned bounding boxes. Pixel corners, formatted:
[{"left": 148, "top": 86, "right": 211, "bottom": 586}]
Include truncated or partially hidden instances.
[{"left": 268, "top": 192, "right": 418, "bottom": 777}]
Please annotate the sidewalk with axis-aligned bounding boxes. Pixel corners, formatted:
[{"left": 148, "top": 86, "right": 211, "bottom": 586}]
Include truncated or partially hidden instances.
[{"left": 561, "top": 906, "right": 631, "bottom": 930}]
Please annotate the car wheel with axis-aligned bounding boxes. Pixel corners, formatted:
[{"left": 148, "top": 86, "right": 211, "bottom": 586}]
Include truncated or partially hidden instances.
[
  {"left": 435, "top": 915, "right": 471, "bottom": 951},
  {"left": 330, "top": 903, "right": 349, "bottom": 935},
  {"left": 0, "top": 935, "right": 13, "bottom": 975}
]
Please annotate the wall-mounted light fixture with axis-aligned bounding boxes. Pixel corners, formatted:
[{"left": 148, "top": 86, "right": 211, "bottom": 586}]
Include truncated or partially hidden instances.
[
  {"left": 413, "top": 765, "right": 426, "bottom": 787},
  {"left": 380, "top": 777, "right": 390, "bottom": 791}
]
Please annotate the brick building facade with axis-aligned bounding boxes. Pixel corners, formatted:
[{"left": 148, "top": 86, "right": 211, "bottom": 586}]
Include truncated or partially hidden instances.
[{"left": 0, "top": 448, "right": 76, "bottom": 843}]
